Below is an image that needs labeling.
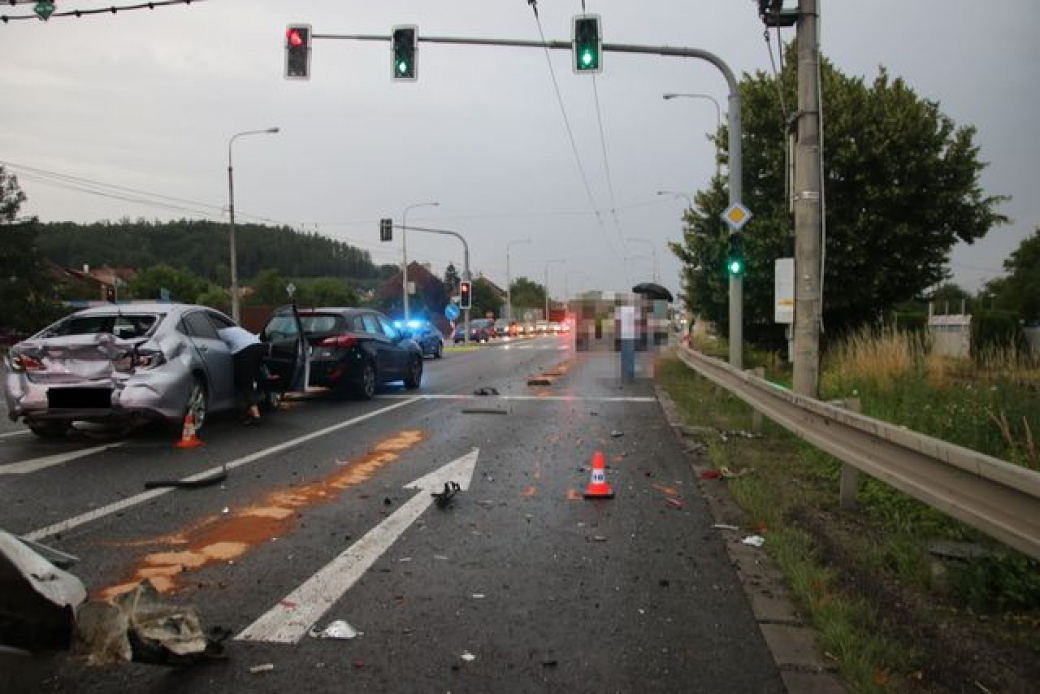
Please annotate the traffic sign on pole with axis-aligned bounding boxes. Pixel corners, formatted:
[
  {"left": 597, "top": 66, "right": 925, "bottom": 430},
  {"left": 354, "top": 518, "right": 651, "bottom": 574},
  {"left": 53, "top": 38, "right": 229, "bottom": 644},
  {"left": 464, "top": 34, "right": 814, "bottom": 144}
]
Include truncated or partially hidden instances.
[{"left": 721, "top": 202, "right": 752, "bottom": 232}]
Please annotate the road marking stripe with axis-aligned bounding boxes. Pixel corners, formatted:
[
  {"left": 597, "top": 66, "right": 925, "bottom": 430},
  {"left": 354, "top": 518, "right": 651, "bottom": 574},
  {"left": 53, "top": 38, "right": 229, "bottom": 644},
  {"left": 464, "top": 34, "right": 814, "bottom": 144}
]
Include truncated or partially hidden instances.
[
  {"left": 0, "top": 429, "right": 30, "bottom": 440},
  {"left": 0, "top": 442, "right": 127, "bottom": 475},
  {"left": 237, "top": 449, "right": 480, "bottom": 644},
  {"left": 22, "top": 398, "right": 422, "bottom": 542},
  {"left": 377, "top": 394, "right": 656, "bottom": 403}
]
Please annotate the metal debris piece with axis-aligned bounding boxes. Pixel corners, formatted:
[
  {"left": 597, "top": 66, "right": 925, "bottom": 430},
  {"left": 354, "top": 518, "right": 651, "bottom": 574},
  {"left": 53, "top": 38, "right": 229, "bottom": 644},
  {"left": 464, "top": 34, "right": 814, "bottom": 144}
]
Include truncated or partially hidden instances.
[
  {"left": 250, "top": 663, "right": 275, "bottom": 673},
  {"left": 473, "top": 387, "right": 500, "bottom": 396},
  {"left": 0, "top": 529, "right": 86, "bottom": 652},
  {"left": 610, "top": 430, "right": 624, "bottom": 438},
  {"left": 741, "top": 535, "right": 766, "bottom": 547},
  {"left": 461, "top": 407, "right": 509, "bottom": 415},
  {"left": 527, "top": 377, "right": 552, "bottom": 386},
  {"left": 461, "top": 651, "right": 476, "bottom": 662},
  {"left": 309, "top": 620, "right": 360, "bottom": 640},
  {"left": 431, "top": 481, "right": 461, "bottom": 509},
  {"left": 720, "top": 466, "right": 754, "bottom": 479},
  {"left": 712, "top": 524, "right": 739, "bottom": 531}
]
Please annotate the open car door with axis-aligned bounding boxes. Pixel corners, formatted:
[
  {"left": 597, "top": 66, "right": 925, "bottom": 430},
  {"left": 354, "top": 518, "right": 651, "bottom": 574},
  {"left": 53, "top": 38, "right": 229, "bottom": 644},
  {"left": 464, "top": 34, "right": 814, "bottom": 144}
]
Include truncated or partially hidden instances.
[{"left": 259, "top": 305, "right": 309, "bottom": 394}]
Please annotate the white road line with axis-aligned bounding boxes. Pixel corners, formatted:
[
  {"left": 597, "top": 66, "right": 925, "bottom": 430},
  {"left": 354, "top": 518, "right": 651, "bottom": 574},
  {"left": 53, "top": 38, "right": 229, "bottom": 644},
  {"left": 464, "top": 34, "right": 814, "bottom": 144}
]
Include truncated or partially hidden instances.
[
  {"left": 376, "top": 394, "right": 656, "bottom": 403},
  {"left": 0, "top": 429, "right": 30, "bottom": 440},
  {"left": 0, "top": 442, "right": 127, "bottom": 475},
  {"left": 22, "top": 397, "right": 422, "bottom": 542},
  {"left": 237, "top": 449, "right": 480, "bottom": 644}
]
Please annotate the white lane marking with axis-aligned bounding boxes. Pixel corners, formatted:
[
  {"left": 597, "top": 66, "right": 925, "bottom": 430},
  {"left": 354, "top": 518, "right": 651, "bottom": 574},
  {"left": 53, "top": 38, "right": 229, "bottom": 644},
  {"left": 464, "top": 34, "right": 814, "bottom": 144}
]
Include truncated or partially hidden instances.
[
  {"left": 0, "top": 442, "right": 127, "bottom": 475},
  {"left": 22, "top": 398, "right": 422, "bottom": 542},
  {"left": 0, "top": 429, "right": 31, "bottom": 440},
  {"left": 377, "top": 394, "right": 656, "bottom": 403},
  {"left": 237, "top": 448, "right": 481, "bottom": 644}
]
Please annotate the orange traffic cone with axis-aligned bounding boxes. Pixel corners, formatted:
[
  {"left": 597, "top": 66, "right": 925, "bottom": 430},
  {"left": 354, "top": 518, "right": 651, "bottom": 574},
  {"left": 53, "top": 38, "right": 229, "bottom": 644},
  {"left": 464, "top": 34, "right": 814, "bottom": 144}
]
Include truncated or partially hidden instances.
[
  {"left": 583, "top": 451, "right": 614, "bottom": 499},
  {"left": 174, "top": 413, "right": 203, "bottom": 449}
]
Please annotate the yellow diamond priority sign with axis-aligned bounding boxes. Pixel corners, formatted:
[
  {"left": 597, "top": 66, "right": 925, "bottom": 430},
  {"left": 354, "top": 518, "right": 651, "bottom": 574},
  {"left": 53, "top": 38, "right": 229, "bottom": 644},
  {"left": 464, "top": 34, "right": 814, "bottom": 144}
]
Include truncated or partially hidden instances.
[{"left": 721, "top": 202, "right": 752, "bottom": 231}]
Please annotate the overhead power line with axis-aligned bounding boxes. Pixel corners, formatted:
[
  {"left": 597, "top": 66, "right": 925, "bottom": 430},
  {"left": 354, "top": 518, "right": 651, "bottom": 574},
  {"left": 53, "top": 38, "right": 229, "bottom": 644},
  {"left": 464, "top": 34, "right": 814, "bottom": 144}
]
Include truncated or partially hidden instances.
[{"left": 1, "top": 0, "right": 205, "bottom": 23}]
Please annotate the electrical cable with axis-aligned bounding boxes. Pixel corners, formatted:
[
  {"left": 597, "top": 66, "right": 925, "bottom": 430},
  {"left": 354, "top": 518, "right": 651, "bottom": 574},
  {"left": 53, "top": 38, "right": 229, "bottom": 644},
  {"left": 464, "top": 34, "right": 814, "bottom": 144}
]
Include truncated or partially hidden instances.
[
  {"left": 2, "top": 0, "right": 204, "bottom": 23},
  {"left": 527, "top": 2, "right": 621, "bottom": 264}
]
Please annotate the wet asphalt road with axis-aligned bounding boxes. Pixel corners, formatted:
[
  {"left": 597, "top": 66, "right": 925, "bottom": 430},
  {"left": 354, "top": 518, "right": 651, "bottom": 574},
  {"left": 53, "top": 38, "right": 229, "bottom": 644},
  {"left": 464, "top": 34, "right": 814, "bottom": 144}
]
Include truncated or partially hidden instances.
[{"left": 1, "top": 336, "right": 782, "bottom": 692}]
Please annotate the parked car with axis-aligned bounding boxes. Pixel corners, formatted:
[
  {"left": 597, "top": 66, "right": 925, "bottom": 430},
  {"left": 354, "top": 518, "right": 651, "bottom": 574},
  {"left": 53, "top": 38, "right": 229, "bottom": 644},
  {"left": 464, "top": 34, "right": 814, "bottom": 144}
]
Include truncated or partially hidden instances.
[
  {"left": 493, "top": 319, "right": 515, "bottom": 338},
  {"left": 2, "top": 303, "right": 301, "bottom": 438},
  {"left": 262, "top": 306, "right": 423, "bottom": 400},
  {"left": 453, "top": 318, "right": 494, "bottom": 344},
  {"left": 396, "top": 319, "right": 444, "bottom": 359}
]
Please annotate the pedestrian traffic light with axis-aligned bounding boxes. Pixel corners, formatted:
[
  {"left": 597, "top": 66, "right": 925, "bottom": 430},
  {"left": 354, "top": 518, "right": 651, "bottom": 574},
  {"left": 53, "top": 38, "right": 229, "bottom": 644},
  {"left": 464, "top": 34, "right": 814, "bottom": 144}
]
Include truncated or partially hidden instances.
[
  {"left": 285, "top": 24, "right": 312, "bottom": 79},
  {"left": 105, "top": 285, "right": 116, "bottom": 303},
  {"left": 459, "top": 280, "right": 472, "bottom": 309},
  {"left": 392, "top": 25, "right": 418, "bottom": 81},
  {"left": 380, "top": 218, "right": 393, "bottom": 242},
  {"left": 572, "top": 15, "right": 602, "bottom": 74},
  {"left": 726, "top": 234, "right": 745, "bottom": 276}
]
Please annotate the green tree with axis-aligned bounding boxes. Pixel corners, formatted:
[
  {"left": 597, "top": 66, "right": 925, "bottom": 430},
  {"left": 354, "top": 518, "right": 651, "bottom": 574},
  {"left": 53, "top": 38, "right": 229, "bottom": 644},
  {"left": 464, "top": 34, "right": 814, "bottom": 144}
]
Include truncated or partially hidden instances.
[
  {"left": 443, "top": 263, "right": 461, "bottom": 294},
  {"left": 471, "top": 277, "right": 503, "bottom": 319},
  {"left": 297, "top": 277, "right": 359, "bottom": 307},
  {"left": 671, "top": 56, "right": 1008, "bottom": 344},
  {"left": 129, "top": 264, "right": 208, "bottom": 303},
  {"left": 509, "top": 277, "right": 545, "bottom": 316},
  {"left": 247, "top": 268, "right": 290, "bottom": 305},
  {"left": 984, "top": 227, "right": 1040, "bottom": 322},
  {"left": 0, "top": 167, "right": 64, "bottom": 333}
]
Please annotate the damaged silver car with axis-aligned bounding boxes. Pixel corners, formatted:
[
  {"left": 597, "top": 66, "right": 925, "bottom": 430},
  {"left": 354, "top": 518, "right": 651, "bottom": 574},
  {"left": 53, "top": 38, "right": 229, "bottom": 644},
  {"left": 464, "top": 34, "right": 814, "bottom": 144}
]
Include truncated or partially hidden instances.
[{"left": 3, "top": 303, "right": 242, "bottom": 438}]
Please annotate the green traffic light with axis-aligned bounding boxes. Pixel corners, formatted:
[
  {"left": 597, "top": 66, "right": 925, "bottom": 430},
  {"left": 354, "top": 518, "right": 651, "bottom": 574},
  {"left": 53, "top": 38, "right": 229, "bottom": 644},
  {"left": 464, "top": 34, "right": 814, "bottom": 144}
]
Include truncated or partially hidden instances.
[
  {"left": 397, "top": 60, "right": 408, "bottom": 74},
  {"left": 728, "top": 259, "right": 744, "bottom": 275},
  {"left": 582, "top": 51, "right": 594, "bottom": 66}
]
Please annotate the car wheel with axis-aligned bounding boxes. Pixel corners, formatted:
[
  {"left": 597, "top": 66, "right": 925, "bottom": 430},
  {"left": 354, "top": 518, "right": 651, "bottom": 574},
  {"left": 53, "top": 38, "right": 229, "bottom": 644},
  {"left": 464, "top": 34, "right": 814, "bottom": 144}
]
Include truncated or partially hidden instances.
[
  {"left": 28, "top": 420, "right": 71, "bottom": 440},
  {"left": 184, "top": 375, "right": 208, "bottom": 431},
  {"left": 403, "top": 356, "right": 423, "bottom": 389},
  {"left": 355, "top": 361, "right": 376, "bottom": 400},
  {"left": 434, "top": 342, "right": 443, "bottom": 359}
]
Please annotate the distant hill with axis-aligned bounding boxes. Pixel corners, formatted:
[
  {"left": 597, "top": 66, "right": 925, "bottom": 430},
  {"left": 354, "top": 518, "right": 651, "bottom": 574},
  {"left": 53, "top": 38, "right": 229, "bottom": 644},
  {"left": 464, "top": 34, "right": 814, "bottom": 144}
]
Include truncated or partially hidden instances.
[{"left": 36, "top": 219, "right": 381, "bottom": 284}]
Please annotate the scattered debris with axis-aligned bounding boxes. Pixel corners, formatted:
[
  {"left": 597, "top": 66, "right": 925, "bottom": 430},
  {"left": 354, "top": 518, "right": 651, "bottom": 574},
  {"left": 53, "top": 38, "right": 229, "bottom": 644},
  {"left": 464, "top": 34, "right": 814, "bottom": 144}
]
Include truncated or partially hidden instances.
[
  {"left": 14, "top": 535, "right": 79, "bottom": 570},
  {"left": 249, "top": 663, "right": 275, "bottom": 674},
  {"left": 432, "top": 481, "right": 461, "bottom": 509},
  {"left": 712, "top": 523, "right": 739, "bottom": 531},
  {"left": 590, "top": 535, "right": 608, "bottom": 543},
  {"left": 461, "top": 407, "right": 509, "bottom": 415},
  {"left": 610, "top": 430, "right": 624, "bottom": 438},
  {"left": 720, "top": 466, "right": 754, "bottom": 479},
  {"left": 527, "top": 377, "right": 552, "bottom": 387},
  {"left": 473, "top": 387, "right": 500, "bottom": 396},
  {"left": 461, "top": 651, "right": 476, "bottom": 662},
  {"left": 73, "top": 580, "right": 226, "bottom": 667},
  {"left": 741, "top": 535, "right": 766, "bottom": 548},
  {"left": 0, "top": 529, "right": 86, "bottom": 653},
  {"left": 144, "top": 466, "right": 228, "bottom": 490},
  {"left": 471, "top": 593, "right": 486, "bottom": 599},
  {"left": 309, "top": 620, "right": 360, "bottom": 640},
  {"left": 700, "top": 470, "right": 722, "bottom": 480},
  {"left": 666, "top": 498, "right": 684, "bottom": 509}
]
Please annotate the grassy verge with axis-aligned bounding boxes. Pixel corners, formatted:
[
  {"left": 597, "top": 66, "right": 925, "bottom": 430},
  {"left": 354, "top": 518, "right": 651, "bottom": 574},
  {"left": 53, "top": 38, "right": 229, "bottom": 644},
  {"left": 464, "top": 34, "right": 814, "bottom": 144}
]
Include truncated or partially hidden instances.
[{"left": 659, "top": 353, "right": 1040, "bottom": 692}]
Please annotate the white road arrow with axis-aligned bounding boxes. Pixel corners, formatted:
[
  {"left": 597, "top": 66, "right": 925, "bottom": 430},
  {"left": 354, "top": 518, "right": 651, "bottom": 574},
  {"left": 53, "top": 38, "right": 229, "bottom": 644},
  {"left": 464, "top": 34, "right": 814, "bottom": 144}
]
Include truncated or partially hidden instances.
[{"left": 236, "top": 447, "right": 480, "bottom": 644}]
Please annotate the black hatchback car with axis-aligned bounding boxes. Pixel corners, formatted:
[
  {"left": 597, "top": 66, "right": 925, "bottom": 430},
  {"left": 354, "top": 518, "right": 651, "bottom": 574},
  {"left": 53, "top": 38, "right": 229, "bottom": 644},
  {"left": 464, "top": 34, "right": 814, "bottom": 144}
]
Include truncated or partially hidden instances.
[{"left": 261, "top": 307, "right": 423, "bottom": 399}]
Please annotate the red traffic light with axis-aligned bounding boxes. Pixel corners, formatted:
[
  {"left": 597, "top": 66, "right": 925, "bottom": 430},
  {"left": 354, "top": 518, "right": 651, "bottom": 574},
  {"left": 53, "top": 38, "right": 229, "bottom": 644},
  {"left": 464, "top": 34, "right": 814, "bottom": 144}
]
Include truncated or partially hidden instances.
[{"left": 287, "top": 28, "right": 304, "bottom": 48}]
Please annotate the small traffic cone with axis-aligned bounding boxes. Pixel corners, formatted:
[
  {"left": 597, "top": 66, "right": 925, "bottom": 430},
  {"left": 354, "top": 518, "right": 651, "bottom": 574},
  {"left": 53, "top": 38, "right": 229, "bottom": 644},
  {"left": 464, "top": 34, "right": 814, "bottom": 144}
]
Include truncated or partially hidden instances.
[
  {"left": 174, "top": 413, "right": 203, "bottom": 449},
  {"left": 583, "top": 451, "right": 614, "bottom": 499}
]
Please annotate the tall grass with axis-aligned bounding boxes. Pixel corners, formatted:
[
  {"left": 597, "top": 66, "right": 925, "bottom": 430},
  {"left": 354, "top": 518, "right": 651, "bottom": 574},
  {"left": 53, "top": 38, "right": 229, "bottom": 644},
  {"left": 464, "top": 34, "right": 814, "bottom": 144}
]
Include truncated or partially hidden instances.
[{"left": 820, "top": 325, "right": 1040, "bottom": 470}]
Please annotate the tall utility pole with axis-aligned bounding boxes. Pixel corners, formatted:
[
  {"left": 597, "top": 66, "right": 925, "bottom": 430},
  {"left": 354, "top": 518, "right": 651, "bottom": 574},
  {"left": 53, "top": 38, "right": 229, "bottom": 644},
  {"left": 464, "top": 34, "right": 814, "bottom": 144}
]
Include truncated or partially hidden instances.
[{"left": 792, "top": 0, "right": 822, "bottom": 397}]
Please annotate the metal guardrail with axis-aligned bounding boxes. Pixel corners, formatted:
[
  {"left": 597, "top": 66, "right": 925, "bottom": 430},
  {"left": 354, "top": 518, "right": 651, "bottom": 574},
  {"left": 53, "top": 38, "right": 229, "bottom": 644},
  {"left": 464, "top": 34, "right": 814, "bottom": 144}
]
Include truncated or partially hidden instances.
[{"left": 676, "top": 345, "right": 1040, "bottom": 560}]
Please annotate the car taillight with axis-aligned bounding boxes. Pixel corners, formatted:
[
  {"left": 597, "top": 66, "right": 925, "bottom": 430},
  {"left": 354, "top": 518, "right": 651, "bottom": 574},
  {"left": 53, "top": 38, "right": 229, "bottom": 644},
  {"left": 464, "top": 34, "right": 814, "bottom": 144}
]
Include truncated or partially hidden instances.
[
  {"left": 9, "top": 353, "right": 45, "bottom": 372},
  {"left": 320, "top": 334, "right": 357, "bottom": 349},
  {"left": 134, "top": 349, "right": 166, "bottom": 369}
]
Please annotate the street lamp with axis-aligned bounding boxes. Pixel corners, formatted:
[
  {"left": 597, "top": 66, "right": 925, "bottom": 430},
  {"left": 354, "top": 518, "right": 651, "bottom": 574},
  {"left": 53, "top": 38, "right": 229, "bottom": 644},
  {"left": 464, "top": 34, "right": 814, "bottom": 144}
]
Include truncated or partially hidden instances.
[
  {"left": 402, "top": 201, "right": 439, "bottom": 321},
  {"left": 625, "top": 237, "right": 658, "bottom": 282},
  {"left": 656, "top": 189, "right": 693, "bottom": 209},
  {"left": 228, "top": 126, "right": 279, "bottom": 323},
  {"left": 506, "top": 238, "right": 532, "bottom": 322},
  {"left": 664, "top": 92, "right": 723, "bottom": 180},
  {"left": 543, "top": 259, "right": 567, "bottom": 323}
]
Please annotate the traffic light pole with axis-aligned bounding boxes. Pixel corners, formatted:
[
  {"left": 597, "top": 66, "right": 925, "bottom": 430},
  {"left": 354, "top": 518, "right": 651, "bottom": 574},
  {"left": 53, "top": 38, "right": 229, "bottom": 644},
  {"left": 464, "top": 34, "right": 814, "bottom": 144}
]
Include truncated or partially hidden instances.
[
  {"left": 314, "top": 32, "right": 744, "bottom": 366},
  {"left": 404, "top": 225, "right": 471, "bottom": 344}
]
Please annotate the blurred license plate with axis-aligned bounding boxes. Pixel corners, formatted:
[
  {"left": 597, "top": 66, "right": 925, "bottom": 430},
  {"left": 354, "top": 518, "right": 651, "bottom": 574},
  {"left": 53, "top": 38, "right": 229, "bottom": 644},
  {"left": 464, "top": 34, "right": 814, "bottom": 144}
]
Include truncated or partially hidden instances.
[{"left": 47, "top": 387, "right": 112, "bottom": 409}]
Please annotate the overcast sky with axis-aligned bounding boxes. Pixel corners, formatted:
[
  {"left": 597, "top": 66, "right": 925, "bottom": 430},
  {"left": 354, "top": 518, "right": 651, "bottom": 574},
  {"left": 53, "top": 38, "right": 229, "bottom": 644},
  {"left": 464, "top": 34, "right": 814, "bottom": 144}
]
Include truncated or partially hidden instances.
[{"left": 2, "top": 0, "right": 1037, "bottom": 305}]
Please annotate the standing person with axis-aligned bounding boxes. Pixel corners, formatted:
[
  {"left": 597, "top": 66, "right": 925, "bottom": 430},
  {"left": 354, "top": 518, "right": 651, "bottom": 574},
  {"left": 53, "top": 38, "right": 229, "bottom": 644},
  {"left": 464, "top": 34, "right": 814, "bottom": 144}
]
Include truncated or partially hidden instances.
[{"left": 217, "top": 324, "right": 264, "bottom": 425}]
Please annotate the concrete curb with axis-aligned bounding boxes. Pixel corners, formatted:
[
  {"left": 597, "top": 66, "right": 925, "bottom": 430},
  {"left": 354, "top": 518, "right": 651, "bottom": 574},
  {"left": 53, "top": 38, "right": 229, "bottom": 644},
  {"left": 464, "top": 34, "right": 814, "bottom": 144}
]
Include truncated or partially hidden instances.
[{"left": 656, "top": 385, "right": 846, "bottom": 694}]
